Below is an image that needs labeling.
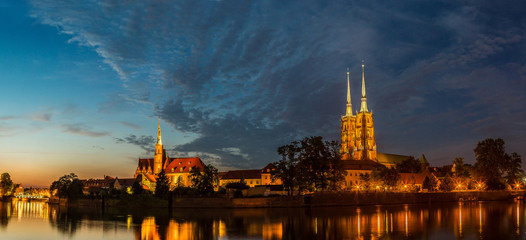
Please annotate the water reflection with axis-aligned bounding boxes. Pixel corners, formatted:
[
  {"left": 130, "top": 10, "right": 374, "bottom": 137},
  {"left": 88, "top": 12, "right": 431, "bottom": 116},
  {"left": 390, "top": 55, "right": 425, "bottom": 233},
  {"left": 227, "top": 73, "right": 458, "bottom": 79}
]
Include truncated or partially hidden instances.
[{"left": 2, "top": 200, "right": 526, "bottom": 239}]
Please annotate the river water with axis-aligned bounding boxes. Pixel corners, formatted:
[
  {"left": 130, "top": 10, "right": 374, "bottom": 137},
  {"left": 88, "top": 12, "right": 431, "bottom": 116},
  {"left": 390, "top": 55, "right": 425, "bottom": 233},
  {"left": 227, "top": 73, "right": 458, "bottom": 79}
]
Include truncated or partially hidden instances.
[{"left": 0, "top": 199, "right": 524, "bottom": 239}]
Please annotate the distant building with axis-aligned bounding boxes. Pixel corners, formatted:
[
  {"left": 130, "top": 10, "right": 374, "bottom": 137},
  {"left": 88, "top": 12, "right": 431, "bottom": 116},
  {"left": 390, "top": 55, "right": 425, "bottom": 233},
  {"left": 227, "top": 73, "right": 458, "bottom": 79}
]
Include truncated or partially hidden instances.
[
  {"left": 219, "top": 169, "right": 262, "bottom": 187},
  {"left": 134, "top": 119, "right": 205, "bottom": 191},
  {"left": 219, "top": 163, "right": 282, "bottom": 188},
  {"left": 341, "top": 159, "right": 383, "bottom": 190},
  {"left": 81, "top": 176, "right": 118, "bottom": 195}
]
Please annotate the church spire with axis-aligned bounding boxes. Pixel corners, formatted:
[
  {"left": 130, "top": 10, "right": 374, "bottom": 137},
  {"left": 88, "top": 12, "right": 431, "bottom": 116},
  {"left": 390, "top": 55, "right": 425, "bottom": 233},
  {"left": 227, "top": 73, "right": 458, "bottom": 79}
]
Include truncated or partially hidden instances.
[
  {"left": 360, "top": 61, "right": 368, "bottom": 112},
  {"left": 157, "top": 117, "right": 162, "bottom": 145},
  {"left": 346, "top": 68, "right": 353, "bottom": 116}
]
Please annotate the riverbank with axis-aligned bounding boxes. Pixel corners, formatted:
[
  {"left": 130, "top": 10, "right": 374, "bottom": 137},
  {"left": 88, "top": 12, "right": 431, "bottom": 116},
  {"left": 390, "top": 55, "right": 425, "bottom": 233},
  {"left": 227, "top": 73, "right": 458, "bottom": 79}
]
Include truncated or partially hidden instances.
[{"left": 47, "top": 190, "right": 526, "bottom": 209}]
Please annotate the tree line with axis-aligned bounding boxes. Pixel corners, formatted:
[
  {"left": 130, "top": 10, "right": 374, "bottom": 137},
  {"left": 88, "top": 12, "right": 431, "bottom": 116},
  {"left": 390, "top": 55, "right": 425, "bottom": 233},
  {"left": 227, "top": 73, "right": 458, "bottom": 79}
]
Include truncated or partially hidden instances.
[{"left": 272, "top": 136, "right": 524, "bottom": 194}]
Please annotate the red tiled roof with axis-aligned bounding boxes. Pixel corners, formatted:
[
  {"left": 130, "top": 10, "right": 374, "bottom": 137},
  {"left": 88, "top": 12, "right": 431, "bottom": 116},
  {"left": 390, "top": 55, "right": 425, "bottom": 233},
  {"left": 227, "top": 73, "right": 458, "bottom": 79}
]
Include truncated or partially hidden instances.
[
  {"left": 341, "top": 160, "right": 383, "bottom": 170},
  {"left": 220, "top": 169, "right": 261, "bottom": 180},
  {"left": 399, "top": 173, "right": 428, "bottom": 185},
  {"left": 261, "top": 163, "right": 276, "bottom": 173},
  {"left": 117, "top": 178, "right": 138, "bottom": 187},
  {"left": 138, "top": 158, "right": 154, "bottom": 170},
  {"left": 164, "top": 157, "right": 205, "bottom": 173}
]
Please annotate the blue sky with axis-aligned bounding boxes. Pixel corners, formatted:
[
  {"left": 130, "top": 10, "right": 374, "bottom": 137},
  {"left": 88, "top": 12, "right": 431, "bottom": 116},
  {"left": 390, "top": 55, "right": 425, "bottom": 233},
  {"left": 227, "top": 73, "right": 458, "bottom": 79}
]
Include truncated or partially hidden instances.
[{"left": 1, "top": 1, "right": 525, "bottom": 187}]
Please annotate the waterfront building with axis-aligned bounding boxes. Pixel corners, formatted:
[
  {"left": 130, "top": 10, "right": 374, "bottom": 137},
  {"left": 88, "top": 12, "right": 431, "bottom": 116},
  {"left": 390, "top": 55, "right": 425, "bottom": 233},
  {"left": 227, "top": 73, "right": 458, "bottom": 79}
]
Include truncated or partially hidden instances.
[
  {"left": 134, "top": 119, "right": 205, "bottom": 191},
  {"left": 218, "top": 163, "right": 282, "bottom": 188},
  {"left": 219, "top": 169, "right": 262, "bottom": 187}
]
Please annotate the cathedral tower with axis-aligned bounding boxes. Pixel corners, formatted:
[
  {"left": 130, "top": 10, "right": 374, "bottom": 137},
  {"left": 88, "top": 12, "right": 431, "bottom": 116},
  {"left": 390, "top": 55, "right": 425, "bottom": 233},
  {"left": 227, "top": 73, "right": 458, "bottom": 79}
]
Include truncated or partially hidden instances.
[
  {"left": 354, "top": 63, "right": 376, "bottom": 160},
  {"left": 340, "top": 68, "right": 356, "bottom": 160},
  {"left": 340, "top": 63, "right": 377, "bottom": 161},
  {"left": 153, "top": 118, "right": 163, "bottom": 174}
]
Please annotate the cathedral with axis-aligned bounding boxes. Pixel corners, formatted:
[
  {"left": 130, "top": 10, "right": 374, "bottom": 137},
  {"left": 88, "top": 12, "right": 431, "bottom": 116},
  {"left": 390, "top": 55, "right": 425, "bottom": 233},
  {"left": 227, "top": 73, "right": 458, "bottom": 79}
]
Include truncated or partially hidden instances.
[
  {"left": 340, "top": 63, "right": 377, "bottom": 161},
  {"left": 134, "top": 119, "right": 205, "bottom": 191}
]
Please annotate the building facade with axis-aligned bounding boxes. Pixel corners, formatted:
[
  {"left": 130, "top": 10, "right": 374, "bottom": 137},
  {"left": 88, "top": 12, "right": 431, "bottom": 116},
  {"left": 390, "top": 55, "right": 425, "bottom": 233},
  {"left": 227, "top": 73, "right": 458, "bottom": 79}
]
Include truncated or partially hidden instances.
[
  {"left": 134, "top": 119, "right": 205, "bottom": 191},
  {"left": 341, "top": 64, "right": 377, "bottom": 161}
]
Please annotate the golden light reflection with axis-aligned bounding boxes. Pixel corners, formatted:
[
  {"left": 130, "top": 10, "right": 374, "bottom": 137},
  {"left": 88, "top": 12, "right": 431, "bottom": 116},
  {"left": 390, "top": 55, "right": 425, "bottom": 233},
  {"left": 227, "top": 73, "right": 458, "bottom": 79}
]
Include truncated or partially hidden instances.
[
  {"left": 517, "top": 203, "right": 520, "bottom": 235},
  {"left": 357, "top": 208, "right": 361, "bottom": 238},
  {"left": 262, "top": 222, "right": 283, "bottom": 240},
  {"left": 458, "top": 202, "right": 463, "bottom": 237},
  {"left": 385, "top": 211, "right": 389, "bottom": 234},
  {"left": 479, "top": 203, "right": 482, "bottom": 234},
  {"left": 140, "top": 217, "right": 160, "bottom": 240},
  {"left": 314, "top": 217, "right": 318, "bottom": 234},
  {"left": 127, "top": 215, "right": 132, "bottom": 230},
  {"left": 404, "top": 206, "right": 408, "bottom": 237},
  {"left": 11, "top": 199, "right": 49, "bottom": 220},
  {"left": 376, "top": 210, "right": 380, "bottom": 237}
]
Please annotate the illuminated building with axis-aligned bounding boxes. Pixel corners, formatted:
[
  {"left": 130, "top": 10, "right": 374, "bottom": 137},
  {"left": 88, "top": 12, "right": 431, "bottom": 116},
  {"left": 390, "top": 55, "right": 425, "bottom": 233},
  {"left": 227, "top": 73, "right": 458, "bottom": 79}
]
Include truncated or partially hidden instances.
[
  {"left": 340, "top": 63, "right": 376, "bottom": 161},
  {"left": 218, "top": 164, "right": 282, "bottom": 188},
  {"left": 134, "top": 119, "right": 205, "bottom": 191}
]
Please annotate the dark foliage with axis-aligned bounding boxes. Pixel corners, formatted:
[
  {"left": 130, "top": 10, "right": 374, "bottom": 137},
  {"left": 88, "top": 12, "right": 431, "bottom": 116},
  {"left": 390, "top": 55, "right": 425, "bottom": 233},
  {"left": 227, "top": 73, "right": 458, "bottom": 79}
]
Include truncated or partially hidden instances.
[
  {"left": 274, "top": 136, "right": 345, "bottom": 195},
  {"left": 190, "top": 164, "right": 218, "bottom": 194},
  {"left": 50, "top": 173, "right": 83, "bottom": 199},
  {"left": 396, "top": 156, "right": 422, "bottom": 173},
  {"left": 154, "top": 170, "right": 170, "bottom": 198}
]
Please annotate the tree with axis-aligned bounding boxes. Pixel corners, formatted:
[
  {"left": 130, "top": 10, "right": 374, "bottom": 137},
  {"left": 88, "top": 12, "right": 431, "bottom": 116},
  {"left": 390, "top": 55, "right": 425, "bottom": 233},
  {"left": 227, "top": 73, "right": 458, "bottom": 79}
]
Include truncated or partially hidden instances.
[
  {"left": 225, "top": 180, "right": 249, "bottom": 198},
  {"left": 50, "top": 173, "right": 83, "bottom": 199},
  {"left": 452, "top": 157, "right": 471, "bottom": 178},
  {"left": 274, "top": 142, "right": 300, "bottom": 196},
  {"left": 0, "top": 173, "right": 13, "bottom": 196},
  {"left": 396, "top": 156, "right": 422, "bottom": 173},
  {"left": 325, "top": 140, "right": 345, "bottom": 191},
  {"left": 275, "top": 136, "right": 345, "bottom": 194},
  {"left": 190, "top": 164, "right": 218, "bottom": 194},
  {"left": 154, "top": 169, "right": 170, "bottom": 198},
  {"left": 422, "top": 176, "right": 438, "bottom": 191},
  {"left": 474, "top": 138, "right": 511, "bottom": 190},
  {"left": 439, "top": 174, "right": 454, "bottom": 192},
  {"left": 132, "top": 181, "right": 144, "bottom": 195},
  {"left": 359, "top": 173, "right": 371, "bottom": 190},
  {"left": 371, "top": 166, "right": 400, "bottom": 190},
  {"left": 505, "top": 153, "right": 524, "bottom": 185}
]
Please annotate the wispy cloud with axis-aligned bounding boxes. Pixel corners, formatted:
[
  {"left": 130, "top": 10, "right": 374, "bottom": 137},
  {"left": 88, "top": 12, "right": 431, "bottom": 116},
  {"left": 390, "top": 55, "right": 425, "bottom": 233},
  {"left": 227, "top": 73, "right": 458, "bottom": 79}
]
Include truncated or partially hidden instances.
[
  {"left": 30, "top": 0, "right": 526, "bottom": 167},
  {"left": 61, "top": 123, "right": 109, "bottom": 137},
  {"left": 30, "top": 111, "right": 52, "bottom": 122},
  {"left": 114, "top": 134, "right": 154, "bottom": 153},
  {"left": 119, "top": 121, "right": 142, "bottom": 130}
]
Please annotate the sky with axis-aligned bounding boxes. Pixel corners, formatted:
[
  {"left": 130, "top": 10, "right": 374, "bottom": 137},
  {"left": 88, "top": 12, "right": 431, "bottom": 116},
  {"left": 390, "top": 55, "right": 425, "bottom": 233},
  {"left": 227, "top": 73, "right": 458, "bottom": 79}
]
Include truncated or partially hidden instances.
[{"left": 1, "top": 1, "right": 525, "bottom": 187}]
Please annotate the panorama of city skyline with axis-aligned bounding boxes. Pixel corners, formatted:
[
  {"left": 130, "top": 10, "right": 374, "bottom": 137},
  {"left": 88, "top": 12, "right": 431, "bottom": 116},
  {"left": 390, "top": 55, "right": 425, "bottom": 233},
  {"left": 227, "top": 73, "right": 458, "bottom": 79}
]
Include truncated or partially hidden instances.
[{"left": 1, "top": 1, "right": 525, "bottom": 187}]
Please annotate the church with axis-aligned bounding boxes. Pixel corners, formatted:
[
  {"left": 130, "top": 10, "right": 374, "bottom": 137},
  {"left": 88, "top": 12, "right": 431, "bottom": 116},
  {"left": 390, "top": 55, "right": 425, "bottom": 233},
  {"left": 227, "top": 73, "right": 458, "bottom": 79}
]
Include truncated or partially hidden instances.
[
  {"left": 340, "top": 63, "right": 377, "bottom": 161},
  {"left": 339, "top": 64, "right": 424, "bottom": 189},
  {"left": 134, "top": 119, "right": 205, "bottom": 191}
]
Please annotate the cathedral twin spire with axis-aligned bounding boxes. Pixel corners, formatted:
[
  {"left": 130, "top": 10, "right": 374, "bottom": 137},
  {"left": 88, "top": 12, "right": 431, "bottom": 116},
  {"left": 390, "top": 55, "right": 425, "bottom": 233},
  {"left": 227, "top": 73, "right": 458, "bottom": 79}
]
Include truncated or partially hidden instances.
[
  {"left": 360, "top": 63, "right": 368, "bottom": 113},
  {"left": 157, "top": 118, "right": 162, "bottom": 146},
  {"left": 345, "top": 62, "right": 369, "bottom": 115}
]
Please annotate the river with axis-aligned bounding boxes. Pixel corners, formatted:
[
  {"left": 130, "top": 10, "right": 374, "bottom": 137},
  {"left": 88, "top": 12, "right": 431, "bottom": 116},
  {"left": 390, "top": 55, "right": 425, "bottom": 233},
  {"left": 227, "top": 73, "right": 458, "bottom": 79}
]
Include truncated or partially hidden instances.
[{"left": 0, "top": 198, "right": 524, "bottom": 239}]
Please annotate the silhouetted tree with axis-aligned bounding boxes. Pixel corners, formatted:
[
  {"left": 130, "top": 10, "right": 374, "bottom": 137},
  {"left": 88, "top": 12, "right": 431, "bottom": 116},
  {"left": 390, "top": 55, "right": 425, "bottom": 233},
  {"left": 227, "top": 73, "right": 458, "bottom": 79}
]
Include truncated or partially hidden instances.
[
  {"left": 132, "top": 181, "right": 144, "bottom": 195},
  {"left": 396, "top": 156, "right": 422, "bottom": 173},
  {"left": 0, "top": 173, "right": 13, "bottom": 196},
  {"left": 439, "top": 174, "right": 454, "bottom": 192},
  {"left": 474, "top": 138, "right": 512, "bottom": 189},
  {"left": 275, "top": 136, "right": 345, "bottom": 194},
  {"left": 190, "top": 164, "right": 218, "bottom": 194},
  {"left": 154, "top": 170, "right": 170, "bottom": 198},
  {"left": 274, "top": 142, "right": 300, "bottom": 196},
  {"left": 422, "top": 176, "right": 438, "bottom": 191},
  {"left": 505, "top": 152, "right": 524, "bottom": 185},
  {"left": 50, "top": 173, "right": 83, "bottom": 199},
  {"left": 371, "top": 166, "right": 400, "bottom": 189}
]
